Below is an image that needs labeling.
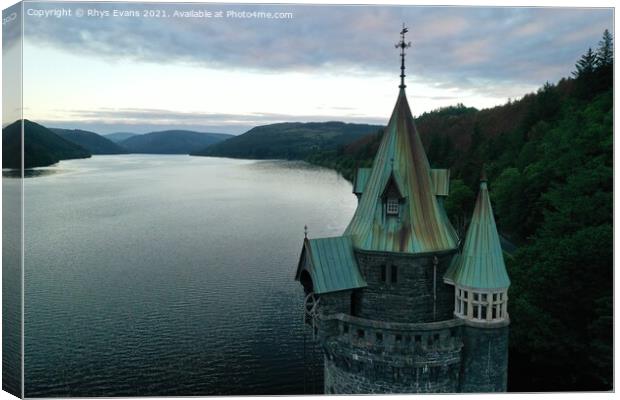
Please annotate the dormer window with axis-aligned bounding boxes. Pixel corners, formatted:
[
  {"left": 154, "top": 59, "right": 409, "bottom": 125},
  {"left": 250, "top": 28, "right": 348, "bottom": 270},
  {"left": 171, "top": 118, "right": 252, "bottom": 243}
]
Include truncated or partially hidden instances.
[
  {"left": 381, "top": 173, "right": 404, "bottom": 218},
  {"left": 387, "top": 198, "right": 399, "bottom": 215}
]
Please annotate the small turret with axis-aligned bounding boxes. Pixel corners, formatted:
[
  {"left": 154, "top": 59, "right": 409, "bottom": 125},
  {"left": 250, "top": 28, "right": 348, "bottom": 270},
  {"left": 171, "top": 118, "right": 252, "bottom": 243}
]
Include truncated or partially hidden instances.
[
  {"left": 444, "top": 171, "right": 511, "bottom": 392},
  {"left": 446, "top": 171, "right": 510, "bottom": 324}
]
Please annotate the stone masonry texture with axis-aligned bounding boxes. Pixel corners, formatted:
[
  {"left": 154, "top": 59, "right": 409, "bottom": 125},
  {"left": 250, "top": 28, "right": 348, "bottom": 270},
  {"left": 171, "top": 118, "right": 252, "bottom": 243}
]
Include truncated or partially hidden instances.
[{"left": 313, "top": 250, "right": 509, "bottom": 394}]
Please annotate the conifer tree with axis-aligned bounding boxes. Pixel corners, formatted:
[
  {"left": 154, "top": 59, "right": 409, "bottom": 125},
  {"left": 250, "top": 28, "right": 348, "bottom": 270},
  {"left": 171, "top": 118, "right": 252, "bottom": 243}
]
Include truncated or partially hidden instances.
[
  {"left": 596, "top": 29, "right": 613, "bottom": 67},
  {"left": 572, "top": 47, "right": 597, "bottom": 78}
]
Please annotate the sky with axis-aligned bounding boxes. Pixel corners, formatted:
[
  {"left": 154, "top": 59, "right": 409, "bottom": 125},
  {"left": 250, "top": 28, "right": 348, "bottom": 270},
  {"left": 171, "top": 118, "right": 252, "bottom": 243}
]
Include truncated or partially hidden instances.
[{"left": 3, "top": 1, "right": 614, "bottom": 135}]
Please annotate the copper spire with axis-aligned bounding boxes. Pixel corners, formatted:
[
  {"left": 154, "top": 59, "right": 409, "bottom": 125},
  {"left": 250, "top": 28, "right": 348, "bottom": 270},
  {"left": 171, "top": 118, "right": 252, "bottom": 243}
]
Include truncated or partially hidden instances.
[{"left": 395, "top": 23, "right": 412, "bottom": 89}]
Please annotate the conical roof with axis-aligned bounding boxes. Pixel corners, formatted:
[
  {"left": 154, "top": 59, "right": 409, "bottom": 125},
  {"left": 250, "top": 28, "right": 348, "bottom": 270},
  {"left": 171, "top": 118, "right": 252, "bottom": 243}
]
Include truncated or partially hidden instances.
[
  {"left": 344, "top": 89, "right": 459, "bottom": 254},
  {"left": 449, "top": 178, "right": 510, "bottom": 290}
]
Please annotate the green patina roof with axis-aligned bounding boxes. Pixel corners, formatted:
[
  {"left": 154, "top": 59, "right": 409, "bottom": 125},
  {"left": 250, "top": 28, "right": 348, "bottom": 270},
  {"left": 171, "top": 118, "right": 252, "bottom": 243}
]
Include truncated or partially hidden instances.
[
  {"left": 430, "top": 169, "right": 450, "bottom": 196},
  {"left": 353, "top": 168, "right": 372, "bottom": 195},
  {"left": 448, "top": 180, "right": 510, "bottom": 290},
  {"left": 443, "top": 255, "right": 459, "bottom": 284},
  {"left": 344, "top": 89, "right": 459, "bottom": 254},
  {"left": 355, "top": 167, "right": 450, "bottom": 198},
  {"left": 295, "top": 236, "right": 366, "bottom": 294}
]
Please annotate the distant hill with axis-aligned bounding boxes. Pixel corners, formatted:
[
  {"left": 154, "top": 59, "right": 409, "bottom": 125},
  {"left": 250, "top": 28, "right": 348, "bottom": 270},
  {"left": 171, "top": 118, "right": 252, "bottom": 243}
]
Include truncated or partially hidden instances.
[
  {"left": 192, "top": 121, "right": 383, "bottom": 159},
  {"left": 2, "top": 120, "right": 91, "bottom": 169},
  {"left": 104, "top": 132, "right": 138, "bottom": 143},
  {"left": 119, "top": 130, "right": 233, "bottom": 154},
  {"left": 51, "top": 128, "right": 127, "bottom": 155}
]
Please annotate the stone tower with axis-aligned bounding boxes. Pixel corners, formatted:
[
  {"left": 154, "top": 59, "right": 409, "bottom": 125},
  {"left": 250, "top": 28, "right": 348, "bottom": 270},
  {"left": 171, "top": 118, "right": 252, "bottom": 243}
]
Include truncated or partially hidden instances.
[{"left": 294, "top": 26, "right": 510, "bottom": 394}]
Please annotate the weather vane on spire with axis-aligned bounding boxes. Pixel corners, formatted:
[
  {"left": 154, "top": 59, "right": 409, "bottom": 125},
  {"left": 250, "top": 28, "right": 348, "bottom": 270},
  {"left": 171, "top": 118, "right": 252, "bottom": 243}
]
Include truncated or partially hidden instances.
[{"left": 395, "top": 23, "right": 412, "bottom": 89}]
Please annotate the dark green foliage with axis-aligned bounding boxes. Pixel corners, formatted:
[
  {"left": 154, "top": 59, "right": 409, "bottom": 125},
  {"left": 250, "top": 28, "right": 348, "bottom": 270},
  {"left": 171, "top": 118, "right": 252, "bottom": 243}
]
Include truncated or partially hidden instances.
[
  {"left": 573, "top": 32, "right": 613, "bottom": 100},
  {"left": 2, "top": 120, "right": 91, "bottom": 169},
  {"left": 193, "top": 122, "right": 383, "bottom": 161},
  {"left": 121, "top": 130, "right": 232, "bottom": 154},
  {"left": 419, "top": 103, "right": 478, "bottom": 118},
  {"left": 572, "top": 47, "right": 597, "bottom": 78},
  {"left": 51, "top": 128, "right": 128, "bottom": 155},
  {"left": 505, "top": 86, "right": 612, "bottom": 390},
  {"left": 595, "top": 29, "right": 614, "bottom": 94},
  {"left": 491, "top": 168, "right": 529, "bottom": 239},
  {"left": 443, "top": 179, "right": 474, "bottom": 237},
  {"left": 596, "top": 29, "right": 613, "bottom": 68},
  {"left": 305, "top": 128, "right": 383, "bottom": 181}
]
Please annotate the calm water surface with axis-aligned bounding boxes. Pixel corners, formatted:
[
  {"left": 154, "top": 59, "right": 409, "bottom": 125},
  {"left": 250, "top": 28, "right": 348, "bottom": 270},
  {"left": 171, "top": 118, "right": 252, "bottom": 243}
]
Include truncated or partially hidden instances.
[{"left": 22, "top": 154, "right": 357, "bottom": 397}]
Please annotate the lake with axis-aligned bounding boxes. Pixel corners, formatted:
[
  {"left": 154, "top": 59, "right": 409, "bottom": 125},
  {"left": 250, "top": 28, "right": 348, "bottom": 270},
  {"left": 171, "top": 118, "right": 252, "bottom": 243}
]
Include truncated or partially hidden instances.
[{"left": 18, "top": 154, "right": 357, "bottom": 396}]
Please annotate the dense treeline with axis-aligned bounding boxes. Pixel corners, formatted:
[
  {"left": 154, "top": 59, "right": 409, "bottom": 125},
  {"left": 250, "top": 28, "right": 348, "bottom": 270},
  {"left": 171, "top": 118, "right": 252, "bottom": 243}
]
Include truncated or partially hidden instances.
[
  {"left": 307, "top": 31, "right": 613, "bottom": 391},
  {"left": 504, "top": 32, "right": 612, "bottom": 391}
]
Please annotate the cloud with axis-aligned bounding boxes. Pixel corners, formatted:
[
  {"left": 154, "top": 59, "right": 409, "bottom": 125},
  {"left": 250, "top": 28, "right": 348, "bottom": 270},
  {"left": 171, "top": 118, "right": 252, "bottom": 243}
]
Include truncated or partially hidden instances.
[
  {"left": 39, "top": 107, "right": 388, "bottom": 135},
  {"left": 22, "top": 3, "right": 613, "bottom": 90},
  {"left": 451, "top": 38, "right": 493, "bottom": 65}
]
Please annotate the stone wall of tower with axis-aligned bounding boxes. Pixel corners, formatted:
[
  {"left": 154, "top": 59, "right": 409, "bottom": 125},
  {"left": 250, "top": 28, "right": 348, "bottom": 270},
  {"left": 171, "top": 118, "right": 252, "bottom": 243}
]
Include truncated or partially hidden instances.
[
  {"left": 459, "top": 324, "right": 509, "bottom": 392},
  {"left": 323, "top": 356, "right": 461, "bottom": 394},
  {"left": 319, "top": 317, "right": 463, "bottom": 394},
  {"left": 353, "top": 251, "right": 456, "bottom": 323},
  {"left": 318, "top": 290, "right": 352, "bottom": 316},
  {"left": 310, "top": 248, "right": 511, "bottom": 394},
  {"left": 319, "top": 321, "right": 510, "bottom": 394}
]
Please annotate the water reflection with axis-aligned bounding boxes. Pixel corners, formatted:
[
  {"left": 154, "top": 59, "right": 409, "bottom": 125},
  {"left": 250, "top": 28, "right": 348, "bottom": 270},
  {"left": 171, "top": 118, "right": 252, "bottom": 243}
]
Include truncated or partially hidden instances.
[
  {"left": 2, "top": 168, "right": 64, "bottom": 178},
  {"left": 23, "top": 154, "right": 356, "bottom": 396}
]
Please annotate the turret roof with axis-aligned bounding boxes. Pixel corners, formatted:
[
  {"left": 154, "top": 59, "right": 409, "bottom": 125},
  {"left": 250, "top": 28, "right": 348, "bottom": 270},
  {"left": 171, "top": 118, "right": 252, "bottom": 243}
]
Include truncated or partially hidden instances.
[
  {"left": 343, "top": 89, "right": 459, "bottom": 254},
  {"left": 445, "top": 179, "right": 510, "bottom": 290}
]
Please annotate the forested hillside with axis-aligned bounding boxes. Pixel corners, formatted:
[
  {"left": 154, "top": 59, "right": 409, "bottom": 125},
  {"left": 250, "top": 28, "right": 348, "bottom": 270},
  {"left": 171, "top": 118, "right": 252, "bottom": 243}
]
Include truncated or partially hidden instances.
[
  {"left": 308, "top": 31, "right": 613, "bottom": 391},
  {"left": 120, "top": 130, "right": 233, "bottom": 154},
  {"left": 52, "top": 128, "right": 127, "bottom": 155},
  {"left": 2, "top": 120, "right": 91, "bottom": 169},
  {"left": 193, "top": 122, "right": 383, "bottom": 159}
]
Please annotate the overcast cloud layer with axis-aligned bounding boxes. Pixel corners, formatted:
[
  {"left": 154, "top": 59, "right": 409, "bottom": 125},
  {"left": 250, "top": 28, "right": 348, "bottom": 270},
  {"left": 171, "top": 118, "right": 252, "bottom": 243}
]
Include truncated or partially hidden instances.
[
  {"left": 15, "top": 3, "right": 614, "bottom": 133},
  {"left": 22, "top": 4, "right": 613, "bottom": 84}
]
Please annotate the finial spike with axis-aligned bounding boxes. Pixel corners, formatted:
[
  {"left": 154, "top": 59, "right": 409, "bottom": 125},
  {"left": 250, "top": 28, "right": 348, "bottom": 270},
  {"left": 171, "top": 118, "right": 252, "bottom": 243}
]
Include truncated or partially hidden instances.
[
  {"left": 395, "top": 23, "right": 412, "bottom": 89},
  {"left": 304, "top": 225, "right": 308, "bottom": 239}
]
